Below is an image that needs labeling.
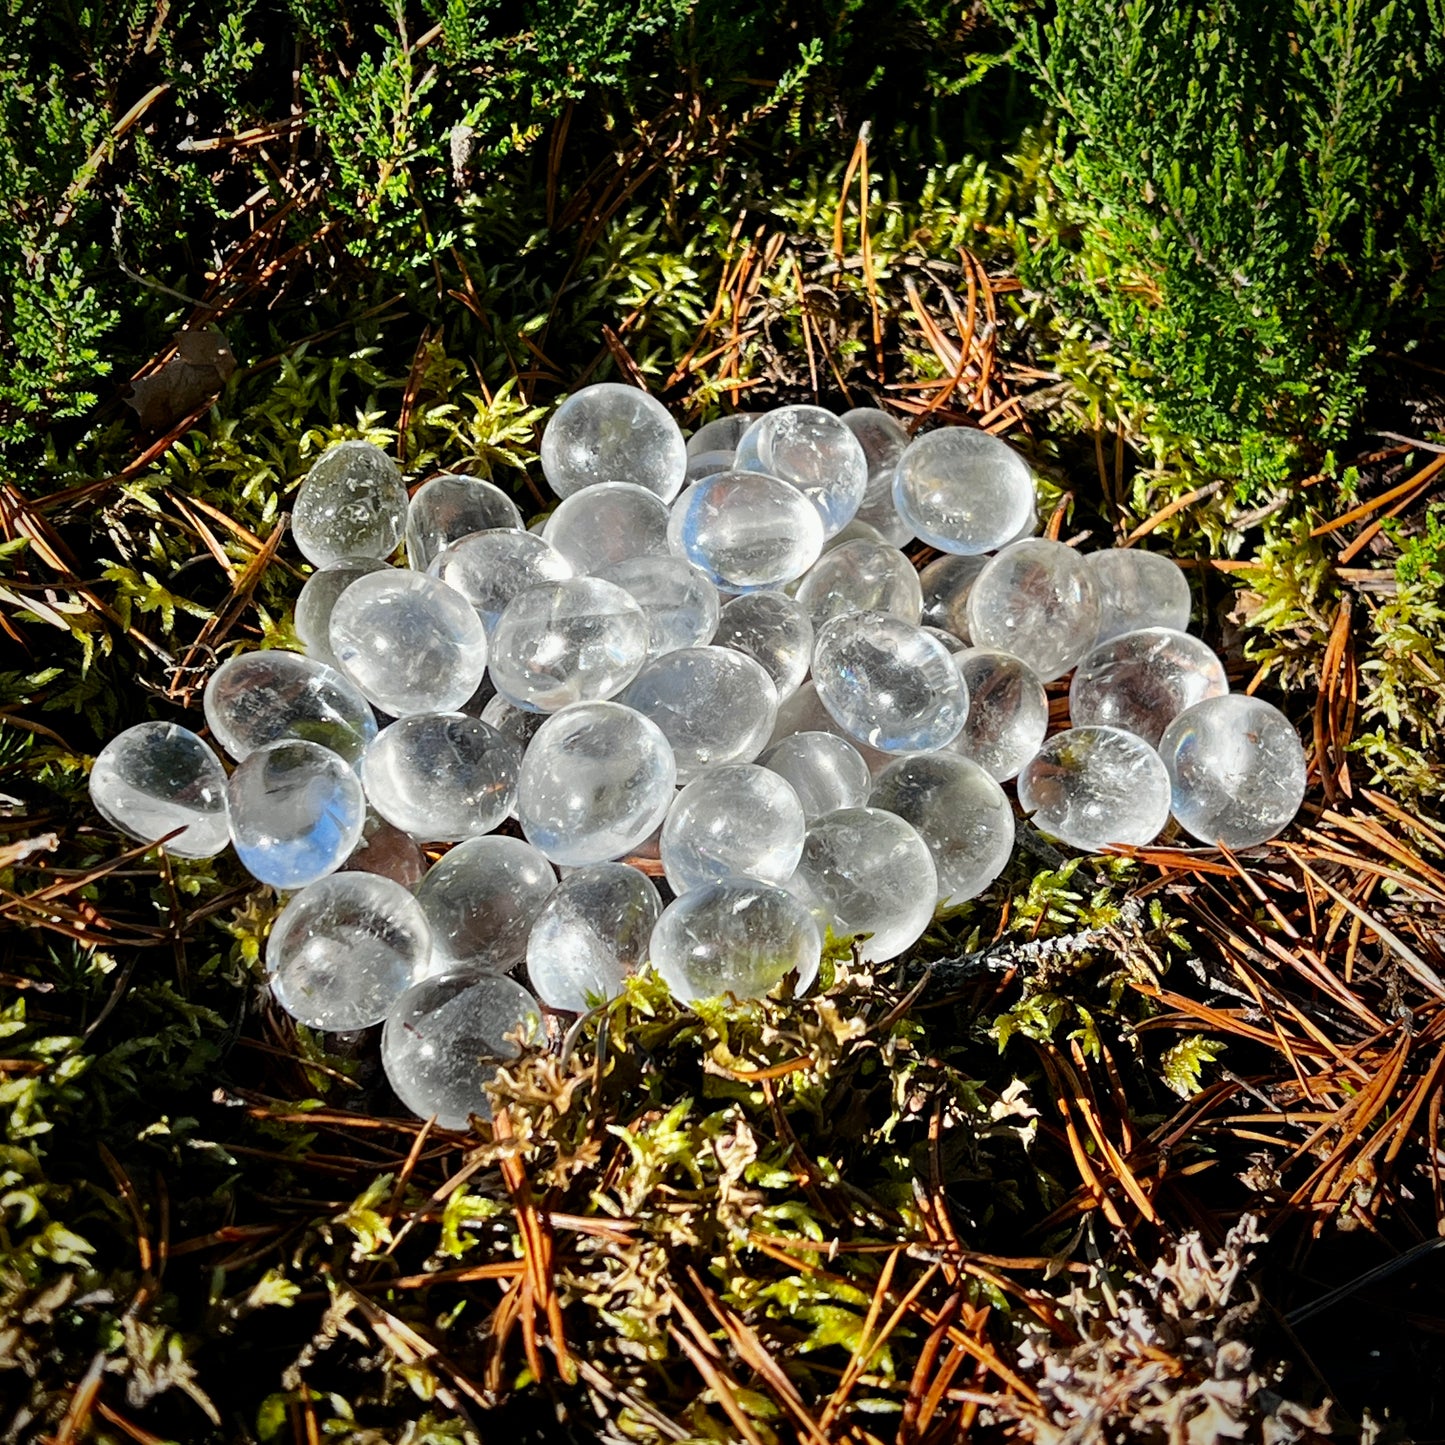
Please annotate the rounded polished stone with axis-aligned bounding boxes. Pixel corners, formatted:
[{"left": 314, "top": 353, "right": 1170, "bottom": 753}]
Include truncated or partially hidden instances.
[
  {"left": 841, "top": 407, "right": 914, "bottom": 546},
  {"left": 685, "top": 450, "right": 736, "bottom": 486},
  {"left": 1087, "top": 548, "right": 1192, "bottom": 643},
  {"left": 947, "top": 649, "right": 1049, "bottom": 782},
  {"left": 660, "top": 765, "right": 805, "bottom": 893},
  {"left": 516, "top": 701, "right": 677, "bottom": 865},
  {"left": 204, "top": 649, "right": 377, "bottom": 765},
  {"left": 228, "top": 739, "right": 366, "bottom": 888},
  {"left": 767, "top": 681, "right": 896, "bottom": 775},
  {"left": 869, "top": 753, "right": 1014, "bottom": 905},
  {"left": 329, "top": 570, "right": 488, "bottom": 717},
  {"left": 1158, "top": 694, "right": 1306, "bottom": 848},
  {"left": 480, "top": 693, "right": 549, "bottom": 750},
  {"left": 892, "top": 427, "right": 1033, "bottom": 554},
  {"left": 525, "top": 863, "right": 661, "bottom": 1012},
  {"left": 294, "top": 557, "right": 390, "bottom": 669},
  {"left": 620, "top": 646, "right": 778, "bottom": 782},
  {"left": 795, "top": 539, "right": 923, "bottom": 626},
  {"left": 267, "top": 873, "right": 432, "bottom": 1031},
  {"left": 405, "top": 472, "right": 523, "bottom": 571},
  {"left": 597, "top": 554, "right": 720, "bottom": 657},
  {"left": 668, "top": 469, "right": 824, "bottom": 592},
  {"left": 362, "top": 713, "right": 520, "bottom": 841},
  {"left": 812, "top": 612, "right": 969, "bottom": 752},
  {"left": 428, "top": 529, "right": 573, "bottom": 636},
  {"left": 734, "top": 405, "right": 868, "bottom": 537},
  {"left": 489, "top": 577, "right": 649, "bottom": 712},
  {"left": 89, "top": 722, "right": 229, "bottom": 858},
  {"left": 543, "top": 481, "right": 672, "bottom": 574},
  {"left": 541, "top": 382, "right": 686, "bottom": 502},
  {"left": 1017, "top": 726, "right": 1172, "bottom": 852},
  {"left": 966, "top": 539, "right": 1101, "bottom": 682},
  {"left": 713, "top": 591, "right": 814, "bottom": 701},
  {"left": 342, "top": 812, "right": 428, "bottom": 888},
  {"left": 759, "top": 731, "right": 872, "bottom": 822},
  {"left": 789, "top": 807, "right": 936, "bottom": 962},
  {"left": 919, "top": 553, "right": 988, "bottom": 640},
  {"left": 292, "top": 440, "right": 408, "bottom": 569},
  {"left": 414, "top": 835, "right": 556, "bottom": 972},
  {"left": 382, "top": 971, "right": 542, "bottom": 1128},
  {"left": 649, "top": 878, "right": 821, "bottom": 1004},
  {"left": 1069, "top": 628, "right": 1228, "bottom": 746}
]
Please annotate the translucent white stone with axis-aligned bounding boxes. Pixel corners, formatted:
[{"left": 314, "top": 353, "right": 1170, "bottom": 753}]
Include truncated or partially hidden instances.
[
  {"left": 405, "top": 473, "right": 523, "bottom": 571},
  {"left": 292, "top": 440, "right": 409, "bottom": 568},
  {"left": 428, "top": 529, "right": 572, "bottom": 636},
  {"left": 921, "top": 626, "right": 966, "bottom": 654},
  {"left": 661, "top": 765, "right": 805, "bottom": 893},
  {"left": 947, "top": 649, "right": 1049, "bottom": 782},
  {"left": 525, "top": 863, "right": 661, "bottom": 1011},
  {"left": 228, "top": 739, "right": 366, "bottom": 888},
  {"left": 1017, "top": 726, "right": 1171, "bottom": 852},
  {"left": 841, "top": 407, "right": 914, "bottom": 546},
  {"left": 620, "top": 646, "right": 778, "bottom": 782},
  {"left": 684, "top": 450, "right": 735, "bottom": 486},
  {"left": 342, "top": 812, "right": 427, "bottom": 888},
  {"left": 414, "top": 835, "right": 556, "bottom": 972},
  {"left": 295, "top": 557, "right": 389, "bottom": 668},
  {"left": 687, "top": 414, "right": 756, "bottom": 456},
  {"left": 382, "top": 971, "right": 542, "bottom": 1128},
  {"left": 489, "top": 577, "right": 649, "bottom": 712},
  {"left": 597, "top": 555, "right": 720, "bottom": 657},
  {"left": 89, "top": 722, "right": 229, "bottom": 858},
  {"left": 1087, "top": 549, "right": 1191, "bottom": 643},
  {"left": 892, "top": 427, "right": 1033, "bottom": 555},
  {"left": 966, "top": 539, "right": 1101, "bottom": 682},
  {"left": 1158, "top": 694, "right": 1306, "bottom": 848},
  {"left": 480, "top": 694, "right": 549, "bottom": 750},
  {"left": 362, "top": 713, "right": 520, "bottom": 841},
  {"left": 789, "top": 807, "right": 936, "bottom": 962},
  {"left": 541, "top": 383, "right": 686, "bottom": 502},
  {"left": 668, "top": 470, "right": 825, "bottom": 592},
  {"left": 516, "top": 701, "right": 677, "bottom": 865},
  {"left": 758, "top": 731, "right": 872, "bottom": 822},
  {"left": 734, "top": 406, "right": 868, "bottom": 537},
  {"left": 869, "top": 754, "right": 1014, "bottom": 905},
  {"left": 329, "top": 570, "right": 488, "bottom": 717},
  {"left": 267, "top": 873, "right": 432, "bottom": 1030},
  {"left": 543, "top": 481, "right": 672, "bottom": 574},
  {"left": 813, "top": 612, "right": 968, "bottom": 752},
  {"left": 204, "top": 649, "right": 377, "bottom": 765},
  {"left": 1069, "top": 628, "right": 1228, "bottom": 747},
  {"left": 919, "top": 553, "right": 988, "bottom": 640},
  {"left": 817, "top": 518, "right": 887, "bottom": 556},
  {"left": 795, "top": 540, "right": 923, "bottom": 626},
  {"left": 649, "top": 878, "right": 821, "bottom": 1004},
  {"left": 713, "top": 592, "right": 813, "bottom": 701}
]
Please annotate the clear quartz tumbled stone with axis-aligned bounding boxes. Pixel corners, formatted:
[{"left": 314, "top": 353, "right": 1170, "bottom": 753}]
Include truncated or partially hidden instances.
[
  {"left": 382, "top": 971, "right": 542, "bottom": 1128},
  {"left": 1069, "top": 628, "right": 1228, "bottom": 747},
  {"left": 328, "top": 570, "right": 488, "bottom": 717},
  {"left": 892, "top": 427, "right": 1034, "bottom": 555},
  {"left": 1157, "top": 693, "right": 1306, "bottom": 848},
  {"left": 788, "top": 806, "right": 936, "bottom": 962},
  {"left": 227, "top": 738, "right": 366, "bottom": 888},
  {"left": 660, "top": 764, "right": 806, "bottom": 894},
  {"left": 812, "top": 612, "right": 969, "bottom": 753},
  {"left": 405, "top": 472, "right": 524, "bottom": 571},
  {"left": 649, "top": 878, "right": 821, "bottom": 1004},
  {"left": 541, "top": 383, "right": 687, "bottom": 502},
  {"left": 267, "top": 872, "right": 433, "bottom": 1031},
  {"left": 292, "top": 440, "right": 409, "bottom": 568},
  {"left": 966, "top": 539, "right": 1101, "bottom": 682},
  {"left": 1086, "top": 548, "right": 1192, "bottom": 643},
  {"left": 1017, "top": 725, "right": 1171, "bottom": 853},
  {"left": 516, "top": 701, "right": 677, "bottom": 866},
  {"left": 525, "top": 863, "right": 661, "bottom": 1012},
  {"left": 734, "top": 405, "right": 868, "bottom": 537},
  {"left": 89, "top": 722, "right": 229, "bottom": 858}
]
